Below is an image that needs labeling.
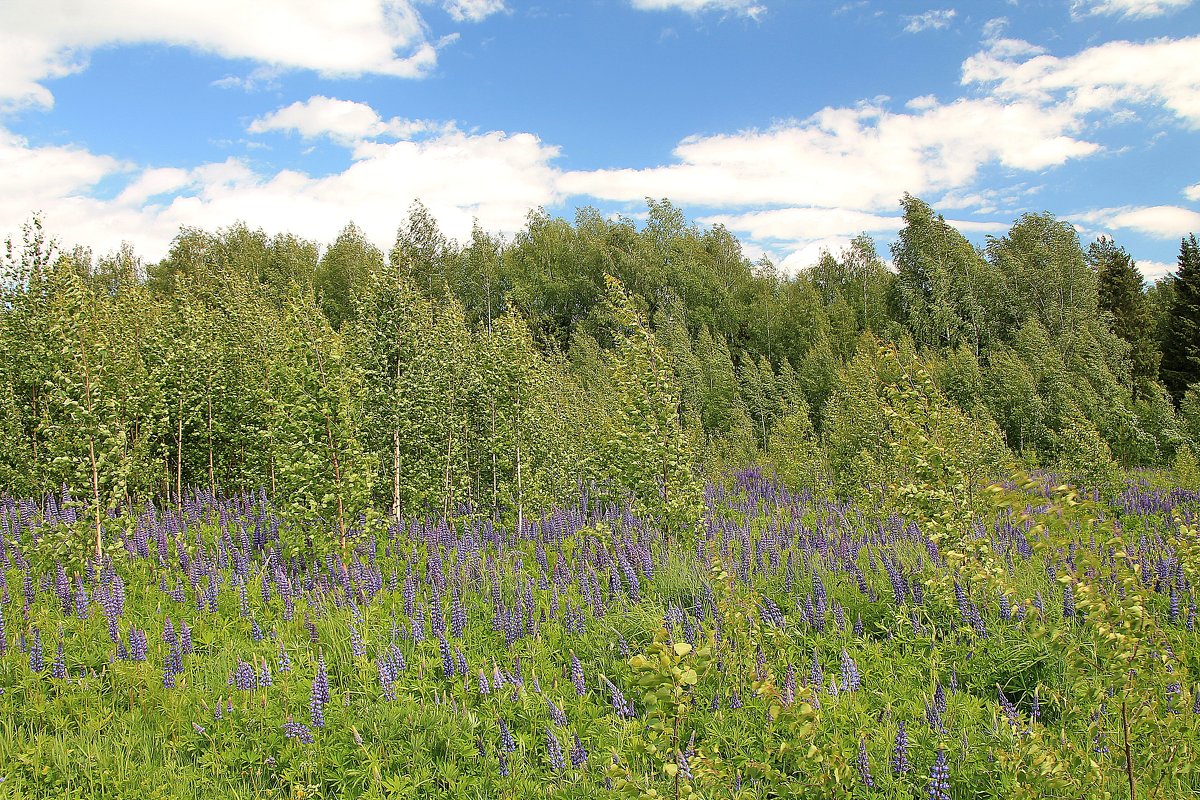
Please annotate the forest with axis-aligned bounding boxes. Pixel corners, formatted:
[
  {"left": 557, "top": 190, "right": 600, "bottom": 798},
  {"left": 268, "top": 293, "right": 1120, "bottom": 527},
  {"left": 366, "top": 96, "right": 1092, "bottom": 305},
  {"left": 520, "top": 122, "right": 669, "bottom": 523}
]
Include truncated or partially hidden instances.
[{"left": 1, "top": 194, "right": 1199, "bottom": 799}]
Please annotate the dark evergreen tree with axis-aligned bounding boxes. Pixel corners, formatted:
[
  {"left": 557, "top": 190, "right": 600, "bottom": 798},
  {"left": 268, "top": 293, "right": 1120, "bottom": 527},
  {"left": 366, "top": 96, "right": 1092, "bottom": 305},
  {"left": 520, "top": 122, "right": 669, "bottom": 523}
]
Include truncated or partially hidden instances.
[
  {"left": 1090, "top": 236, "right": 1159, "bottom": 396},
  {"left": 1161, "top": 234, "right": 1200, "bottom": 403}
]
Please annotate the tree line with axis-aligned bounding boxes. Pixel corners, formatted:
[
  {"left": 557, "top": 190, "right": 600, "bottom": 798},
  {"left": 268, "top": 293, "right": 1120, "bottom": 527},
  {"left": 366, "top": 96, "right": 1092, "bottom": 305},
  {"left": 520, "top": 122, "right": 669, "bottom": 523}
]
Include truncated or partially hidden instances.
[{"left": 1, "top": 194, "right": 1198, "bottom": 536}]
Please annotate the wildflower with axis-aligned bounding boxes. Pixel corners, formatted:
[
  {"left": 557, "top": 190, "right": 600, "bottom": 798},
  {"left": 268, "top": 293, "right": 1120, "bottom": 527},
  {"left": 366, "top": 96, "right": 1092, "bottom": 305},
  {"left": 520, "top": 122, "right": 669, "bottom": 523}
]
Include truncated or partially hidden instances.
[
  {"left": 892, "top": 722, "right": 910, "bottom": 776},
  {"left": 283, "top": 722, "right": 314, "bottom": 744},
  {"left": 675, "top": 746, "right": 692, "bottom": 780},
  {"left": 234, "top": 661, "right": 257, "bottom": 691},
  {"left": 857, "top": 739, "right": 874, "bottom": 788},
  {"left": 29, "top": 627, "right": 43, "bottom": 672},
  {"left": 130, "top": 628, "right": 148, "bottom": 662},
  {"left": 180, "top": 622, "right": 194, "bottom": 655},
  {"left": 840, "top": 649, "right": 860, "bottom": 692},
  {"left": 927, "top": 749, "right": 950, "bottom": 800},
  {"left": 570, "top": 651, "right": 586, "bottom": 696},
  {"left": 570, "top": 733, "right": 589, "bottom": 769},
  {"left": 52, "top": 639, "right": 67, "bottom": 680},
  {"left": 498, "top": 718, "right": 517, "bottom": 752},
  {"left": 546, "top": 728, "right": 565, "bottom": 771},
  {"left": 547, "top": 698, "right": 568, "bottom": 727}
]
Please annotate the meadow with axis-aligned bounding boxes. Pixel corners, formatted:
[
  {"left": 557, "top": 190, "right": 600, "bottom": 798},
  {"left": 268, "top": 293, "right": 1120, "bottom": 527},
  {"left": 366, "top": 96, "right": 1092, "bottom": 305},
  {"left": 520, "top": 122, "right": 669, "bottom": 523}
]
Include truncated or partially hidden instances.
[{"left": 1, "top": 468, "right": 1197, "bottom": 800}]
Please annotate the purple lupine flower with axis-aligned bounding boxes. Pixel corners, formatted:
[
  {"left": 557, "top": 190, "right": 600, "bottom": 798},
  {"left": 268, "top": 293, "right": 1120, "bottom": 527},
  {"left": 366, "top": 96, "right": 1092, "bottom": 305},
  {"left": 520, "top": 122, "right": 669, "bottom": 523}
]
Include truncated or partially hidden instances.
[
  {"left": 29, "top": 627, "right": 44, "bottom": 672},
  {"left": 675, "top": 745, "right": 691, "bottom": 780},
  {"left": 74, "top": 578, "right": 89, "bottom": 618},
  {"left": 451, "top": 589, "right": 466, "bottom": 639},
  {"left": 260, "top": 662, "right": 272, "bottom": 688},
  {"left": 570, "top": 734, "right": 589, "bottom": 769},
  {"left": 857, "top": 739, "right": 874, "bottom": 788},
  {"left": 1062, "top": 583, "right": 1075, "bottom": 619},
  {"left": 891, "top": 722, "right": 910, "bottom": 776},
  {"left": 497, "top": 750, "right": 510, "bottom": 778},
  {"left": 439, "top": 637, "right": 455, "bottom": 679},
  {"left": 455, "top": 647, "right": 468, "bottom": 678},
  {"left": 546, "top": 728, "right": 565, "bottom": 772},
  {"left": 998, "top": 687, "right": 1019, "bottom": 726},
  {"left": 283, "top": 722, "right": 314, "bottom": 744},
  {"left": 571, "top": 651, "right": 585, "bottom": 696},
  {"left": 130, "top": 628, "right": 148, "bottom": 662},
  {"left": 602, "top": 676, "right": 634, "bottom": 719},
  {"left": 498, "top": 718, "right": 517, "bottom": 752},
  {"left": 729, "top": 689, "right": 743, "bottom": 710},
  {"left": 547, "top": 698, "right": 568, "bottom": 726},
  {"left": 782, "top": 662, "right": 797, "bottom": 705},
  {"left": 278, "top": 644, "right": 292, "bottom": 673},
  {"left": 350, "top": 624, "right": 365, "bottom": 659},
  {"left": 52, "top": 639, "right": 66, "bottom": 680},
  {"left": 810, "top": 650, "right": 823, "bottom": 688},
  {"left": 309, "top": 691, "right": 325, "bottom": 728},
  {"left": 251, "top": 619, "right": 264, "bottom": 642},
  {"left": 234, "top": 661, "right": 257, "bottom": 691},
  {"left": 180, "top": 622, "right": 193, "bottom": 655},
  {"left": 840, "top": 649, "right": 860, "bottom": 692},
  {"left": 927, "top": 749, "right": 950, "bottom": 800},
  {"left": 378, "top": 655, "right": 397, "bottom": 701},
  {"left": 192, "top": 722, "right": 205, "bottom": 734},
  {"left": 479, "top": 669, "right": 491, "bottom": 696}
]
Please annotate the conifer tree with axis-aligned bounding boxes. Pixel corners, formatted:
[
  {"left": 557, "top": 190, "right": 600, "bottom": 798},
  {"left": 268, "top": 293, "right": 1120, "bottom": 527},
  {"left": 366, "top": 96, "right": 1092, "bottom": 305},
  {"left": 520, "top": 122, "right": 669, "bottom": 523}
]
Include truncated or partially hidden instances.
[
  {"left": 1090, "top": 236, "right": 1158, "bottom": 396},
  {"left": 1161, "top": 234, "right": 1200, "bottom": 403}
]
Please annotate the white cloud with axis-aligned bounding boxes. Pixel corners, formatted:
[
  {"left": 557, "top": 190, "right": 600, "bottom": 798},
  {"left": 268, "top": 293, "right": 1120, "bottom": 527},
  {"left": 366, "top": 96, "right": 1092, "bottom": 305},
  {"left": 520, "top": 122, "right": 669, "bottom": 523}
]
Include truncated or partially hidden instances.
[
  {"left": 963, "top": 34, "right": 1200, "bottom": 127},
  {"left": 903, "top": 8, "right": 957, "bottom": 33},
  {"left": 0, "top": 123, "right": 562, "bottom": 262},
  {"left": 1185, "top": 182, "right": 1200, "bottom": 201},
  {"left": 1073, "top": 205, "right": 1200, "bottom": 237},
  {"left": 1070, "top": 0, "right": 1193, "bottom": 19},
  {"left": 443, "top": 0, "right": 507, "bottom": 22},
  {"left": 247, "top": 96, "right": 456, "bottom": 146},
  {"left": 559, "top": 98, "right": 1096, "bottom": 212},
  {"left": 630, "top": 0, "right": 767, "bottom": 19},
  {"left": 1138, "top": 260, "right": 1176, "bottom": 280},
  {"left": 0, "top": 0, "right": 444, "bottom": 109}
]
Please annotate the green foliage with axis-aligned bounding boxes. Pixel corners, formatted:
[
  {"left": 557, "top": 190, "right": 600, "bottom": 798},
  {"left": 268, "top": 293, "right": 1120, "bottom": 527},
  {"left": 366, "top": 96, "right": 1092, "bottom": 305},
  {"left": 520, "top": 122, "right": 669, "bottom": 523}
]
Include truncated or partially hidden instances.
[
  {"left": 1160, "top": 234, "right": 1200, "bottom": 403},
  {"left": 823, "top": 343, "right": 1010, "bottom": 517},
  {"left": 600, "top": 276, "right": 704, "bottom": 535}
]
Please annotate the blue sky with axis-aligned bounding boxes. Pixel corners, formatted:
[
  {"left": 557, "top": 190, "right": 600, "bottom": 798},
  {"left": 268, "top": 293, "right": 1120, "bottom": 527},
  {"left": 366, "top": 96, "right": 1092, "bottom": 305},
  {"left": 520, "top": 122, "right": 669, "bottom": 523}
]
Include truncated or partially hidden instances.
[{"left": 1, "top": 0, "right": 1198, "bottom": 279}]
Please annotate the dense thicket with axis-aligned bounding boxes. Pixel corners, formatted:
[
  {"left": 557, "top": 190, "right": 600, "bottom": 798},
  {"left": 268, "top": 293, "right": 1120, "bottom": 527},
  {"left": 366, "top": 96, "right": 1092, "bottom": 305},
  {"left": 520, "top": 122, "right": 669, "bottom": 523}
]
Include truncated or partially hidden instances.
[{"left": 1, "top": 199, "right": 1197, "bottom": 527}]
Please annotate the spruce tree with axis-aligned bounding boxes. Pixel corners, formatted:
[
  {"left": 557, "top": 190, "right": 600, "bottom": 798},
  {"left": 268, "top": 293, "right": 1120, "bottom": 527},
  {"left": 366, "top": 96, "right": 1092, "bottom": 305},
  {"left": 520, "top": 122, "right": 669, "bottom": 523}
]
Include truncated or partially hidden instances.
[
  {"left": 1161, "top": 234, "right": 1200, "bottom": 403},
  {"left": 1090, "top": 236, "right": 1158, "bottom": 396}
]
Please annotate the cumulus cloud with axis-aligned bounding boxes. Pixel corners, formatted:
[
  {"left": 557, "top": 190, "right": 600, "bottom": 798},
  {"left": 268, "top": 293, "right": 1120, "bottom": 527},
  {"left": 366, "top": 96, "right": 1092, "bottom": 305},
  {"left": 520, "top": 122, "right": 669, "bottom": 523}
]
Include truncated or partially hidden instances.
[
  {"left": 0, "top": 123, "right": 562, "bottom": 261},
  {"left": 559, "top": 98, "right": 1095, "bottom": 212},
  {"left": 1070, "top": 0, "right": 1193, "bottom": 19},
  {"left": 247, "top": 96, "right": 455, "bottom": 145},
  {"left": 0, "top": 0, "right": 445, "bottom": 109},
  {"left": 443, "top": 0, "right": 507, "bottom": 22},
  {"left": 903, "top": 9, "right": 957, "bottom": 33},
  {"left": 962, "top": 34, "right": 1200, "bottom": 127},
  {"left": 1185, "top": 182, "right": 1200, "bottom": 201},
  {"left": 1138, "top": 260, "right": 1177, "bottom": 281},
  {"left": 1073, "top": 204, "right": 1200, "bottom": 238},
  {"left": 629, "top": 0, "right": 767, "bottom": 18}
]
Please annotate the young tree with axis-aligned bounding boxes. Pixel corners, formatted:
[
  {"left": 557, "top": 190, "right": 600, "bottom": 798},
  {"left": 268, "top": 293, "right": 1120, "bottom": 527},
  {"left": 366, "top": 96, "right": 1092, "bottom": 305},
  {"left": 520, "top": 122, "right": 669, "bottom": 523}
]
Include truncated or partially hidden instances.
[{"left": 1090, "top": 236, "right": 1159, "bottom": 396}]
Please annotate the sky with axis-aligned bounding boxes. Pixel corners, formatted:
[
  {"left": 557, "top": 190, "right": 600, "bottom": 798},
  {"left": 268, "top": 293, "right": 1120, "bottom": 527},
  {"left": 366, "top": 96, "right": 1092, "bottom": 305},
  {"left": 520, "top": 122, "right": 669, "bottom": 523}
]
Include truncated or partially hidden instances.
[{"left": 1, "top": 0, "right": 1198, "bottom": 280}]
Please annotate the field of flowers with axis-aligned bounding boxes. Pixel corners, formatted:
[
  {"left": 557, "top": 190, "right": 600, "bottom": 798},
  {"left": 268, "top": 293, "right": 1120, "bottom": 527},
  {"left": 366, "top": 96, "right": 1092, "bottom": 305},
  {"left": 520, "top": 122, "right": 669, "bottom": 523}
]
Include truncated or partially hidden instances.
[{"left": 1, "top": 470, "right": 1198, "bottom": 799}]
